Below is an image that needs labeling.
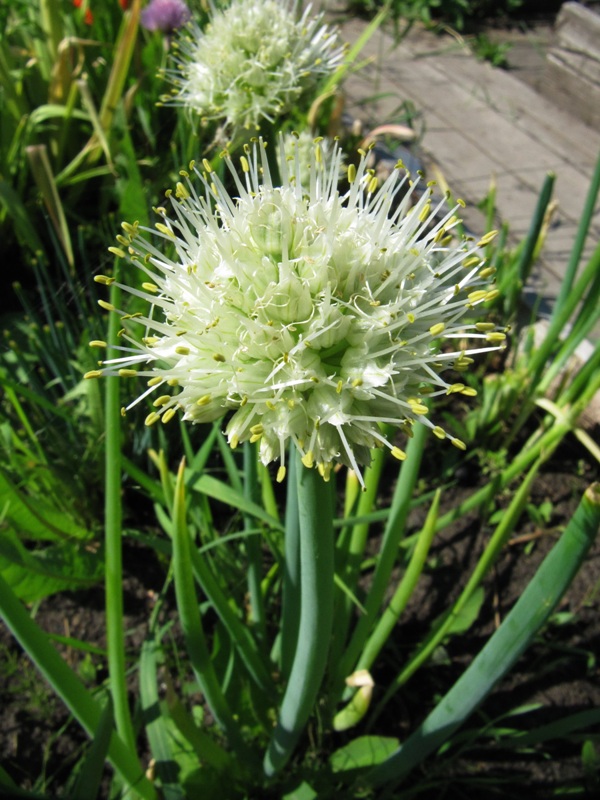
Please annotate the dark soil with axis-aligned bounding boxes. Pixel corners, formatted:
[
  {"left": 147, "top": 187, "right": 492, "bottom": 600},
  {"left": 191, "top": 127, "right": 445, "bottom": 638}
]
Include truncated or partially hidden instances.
[{"left": 1, "top": 433, "right": 599, "bottom": 799}]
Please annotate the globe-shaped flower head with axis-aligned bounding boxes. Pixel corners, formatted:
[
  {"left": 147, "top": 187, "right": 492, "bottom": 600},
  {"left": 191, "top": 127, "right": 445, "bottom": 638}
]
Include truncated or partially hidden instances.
[
  {"left": 88, "top": 138, "right": 505, "bottom": 486},
  {"left": 161, "top": 0, "right": 344, "bottom": 138}
]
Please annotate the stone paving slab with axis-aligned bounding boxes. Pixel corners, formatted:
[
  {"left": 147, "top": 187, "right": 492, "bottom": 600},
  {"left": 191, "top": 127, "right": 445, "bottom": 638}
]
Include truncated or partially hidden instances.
[{"left": 334, "top": 15, "right": 600, "bottom": 326}]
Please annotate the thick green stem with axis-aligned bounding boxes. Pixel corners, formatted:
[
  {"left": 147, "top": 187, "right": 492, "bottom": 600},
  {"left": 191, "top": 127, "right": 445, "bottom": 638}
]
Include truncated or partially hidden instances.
[
  {"left": 263, "top": 454, "right": 335, "bottom": 776},
  {"left": 281, "top": 450, "right": 301, "bottom": 679}
]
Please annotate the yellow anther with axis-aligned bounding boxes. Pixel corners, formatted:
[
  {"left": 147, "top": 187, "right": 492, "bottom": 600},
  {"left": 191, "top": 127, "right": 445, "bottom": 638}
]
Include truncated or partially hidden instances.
[
  {"left": 162, "top": 407, "right": 177, "bottom": 424},
  {"left": 447, "top": 383, "right": 465, "bottom": 394},
  {"left": 155, "top": 223, "right": 175, "bottom": 238},
  {"left": 479, "top": 267, "right": 496, "bottom": 279},
  {"left": 475, "top": 322, "right": 495, "bottom": 332},
  {"left": 429, "top": 322, "right": 445, "bottom": 337},
  {"left": 484, "top": 289, "right": 500, "bottom": 302},
  {"left": 145, "top": 412, "right": 160, "bottom": 426},
  {"left": 89, "top": 340, "right": 107, "bottom": 348},
  {"left": 154, "top": 395, "right": 171, "bottom": 407},
  {"left": 148, "top": 376, "right": 163, "bottom": 386},
  {"left": 486, "top": 331, "right": 506, "bottom": 342},
  {"left": 391, "top": 446, "right": 407, "bottom": 461},
  {"left": 467, "top": 290, "right": 487, "bottom": 304},
  {"left": 197, "top": 395, "right": 211, "bottom": 406},
  {"left": 432, "top": 426, "right": 446, "bottom": 439},
  {"left": 476, "top": 230, "right": 498, "bottom": 247},
  {"left": 84, "top": 370, "right": 103, "bottom": 379},
  {"left": 202, "top": 158, "right": 213, "bottom": 173},
  {"left": 347, "top": 164, "right": 356, "bottom": 183},
  {"left": 462, "top": 256, "right": 480, "bottom": 269},
  {"left": 108, "top": 247, "right": 126, "bottom": 258},
  {"left": 142, "top": 282, "right": 159, "bottom": 293},
  {"left": 175, "top": 182, "right": 189, "bottom": 199},
  {"left": 276, "top": 465, "right": 286, "bottom": 483},
  {"left": 451, "top": 438, "right": 467, "bottom": 451},
  {"left": 301, "top": 451, "right": 314, "bottom": 469},
  {"left": 175, "top": 346, "right": 190, "bottom": 355},
  {"left": 118, "top": 369, "right": 138, "bottom": 378},
  {"left": 418, "top": 202, "right": 431, "bottom": 222},
  {"left": 461, "top": 387, "right": 478, "bottom": 397},
  {"left": 408, "top": 400, "right": 428, "bottom": 415},
  {"left": 94, "top": 275, "right": 115, "bottom": 285},
  {"left": 336, "top": 380, "right": 343, "bottom": 394}
]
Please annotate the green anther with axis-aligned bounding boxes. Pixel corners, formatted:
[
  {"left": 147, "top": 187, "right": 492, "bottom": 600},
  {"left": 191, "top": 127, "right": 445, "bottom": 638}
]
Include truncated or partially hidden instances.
[
  {"left": 118, "top": 369, "right": 138, "bottom": 378},
  {"left": 175, "top": 346, "right": 190, "bottom": 355},
  {"left": 429, "top": 322, "right": 445, "bottom": 337},
  {"left": 213, "top": 353, "right": 226, "bottom": 362}
]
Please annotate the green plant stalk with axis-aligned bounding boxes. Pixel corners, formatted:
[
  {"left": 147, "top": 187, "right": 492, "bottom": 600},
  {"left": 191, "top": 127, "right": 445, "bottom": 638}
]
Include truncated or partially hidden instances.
[
  {"left": 374, "top": 453, "right": 546, "bottom": 716},
  {"left": 355, "top": 489, "right": 441, "bottom": 678},
  {"left": 281, "top": 450, "right": 301, "bottom": 680},
  {"left": 0, "top": 573, "right": 156, "bottom": 799},
  {"left": 361, "top": 483, "right": 600, "bottom": 791},
  {"left": 263, "top": 452, "right": 335, "bottom": 776},
  {"left": 554, "top": 148, "right": 600, "bottom": 316},
  {"left": 517, "top": 173, "right": 555, "bottom": 285},
  {"left": 332, "top": 422, "right": 427, "bottom": 702},
  {"left": 26, "top": 144, "right": 74, "bottom": 267},
  {"left": 244, "top": 442, "right": 267, "bottom": 641},
  {"left": 171, "top": 459, "right": 245, "bottom": 754},
  {"left": 527, "top": 240, "right": 600, "bottom": 391},
  {"left": 104, "top": 272, "right": 138, "bottom": 758},
  {"left": 329, "top": 444, "right": 389, "bottom": 679},
  {"left": 39, "top": 0, "right": 63, "bottom": 76}
]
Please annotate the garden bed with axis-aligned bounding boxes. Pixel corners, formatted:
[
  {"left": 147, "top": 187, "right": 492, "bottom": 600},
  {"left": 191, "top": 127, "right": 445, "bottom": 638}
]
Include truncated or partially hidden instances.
[{"left": 1, "top": 434, "right": 598, "bottom": 798}]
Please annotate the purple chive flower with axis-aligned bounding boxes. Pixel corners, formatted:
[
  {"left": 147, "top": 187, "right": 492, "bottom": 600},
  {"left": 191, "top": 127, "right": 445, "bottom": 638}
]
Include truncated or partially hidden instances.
[{"left": 141, "top": 0, "right": 191, "bottom": 33}]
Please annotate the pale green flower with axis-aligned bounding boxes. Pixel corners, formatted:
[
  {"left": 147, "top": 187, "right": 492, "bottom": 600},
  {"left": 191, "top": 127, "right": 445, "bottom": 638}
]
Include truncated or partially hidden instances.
[
  {"left": 87, "top": 138, "right": 505, "bottom": 486},
  {"left": 277, "top": 130, "right": 343, "bottom": 188},
  {"left": 161, "top": 0, "right": 344, "bottom": 137}
]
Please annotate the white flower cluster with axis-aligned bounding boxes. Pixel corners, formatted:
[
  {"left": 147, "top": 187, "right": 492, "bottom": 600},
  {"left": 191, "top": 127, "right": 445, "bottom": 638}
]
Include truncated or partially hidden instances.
[
  {"left": 87, "top": 138, "right": 505, "bottom": 486},
  {"left": 161, "top": 0, "right": 344, "bottom": 137}
]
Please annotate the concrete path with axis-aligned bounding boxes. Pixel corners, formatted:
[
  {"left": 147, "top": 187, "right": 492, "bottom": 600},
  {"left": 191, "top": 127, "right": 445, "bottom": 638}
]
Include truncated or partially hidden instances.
[{"left": 332, "top": 13, "right": 600, "bottom": 326}]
